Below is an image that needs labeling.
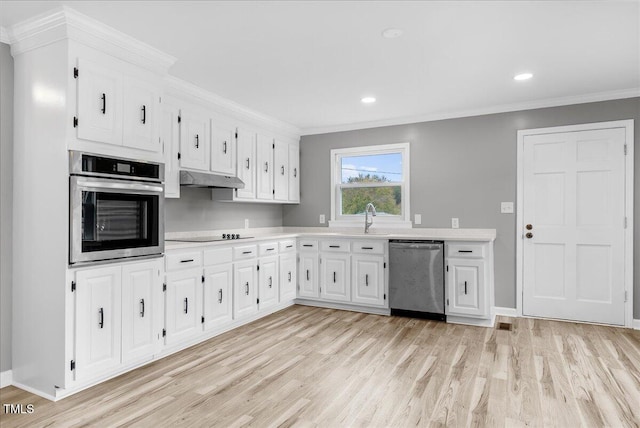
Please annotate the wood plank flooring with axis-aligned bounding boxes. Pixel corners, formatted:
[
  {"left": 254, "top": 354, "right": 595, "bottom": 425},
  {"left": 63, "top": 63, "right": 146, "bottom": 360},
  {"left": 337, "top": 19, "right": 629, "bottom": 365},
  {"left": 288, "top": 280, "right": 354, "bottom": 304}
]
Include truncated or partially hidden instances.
[{"left": 1, "top": 305, "right": 640, "bottom": 427}]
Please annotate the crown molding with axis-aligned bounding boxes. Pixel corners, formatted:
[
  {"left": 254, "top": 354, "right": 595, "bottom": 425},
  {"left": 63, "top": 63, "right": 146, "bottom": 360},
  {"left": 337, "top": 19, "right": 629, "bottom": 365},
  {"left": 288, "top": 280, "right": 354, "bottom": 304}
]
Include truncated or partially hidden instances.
[
  {"left": 0, "top": 27, "right": 9, "bottom": 44},
  {"left": 301, "top": 88, "right": 640, "bottom": 136},
  {"left": 165, "top": 75, "right": 301, "bottom": 140},
  {"left": 8, "top": 6, "right": 176, "bottom": 74}
]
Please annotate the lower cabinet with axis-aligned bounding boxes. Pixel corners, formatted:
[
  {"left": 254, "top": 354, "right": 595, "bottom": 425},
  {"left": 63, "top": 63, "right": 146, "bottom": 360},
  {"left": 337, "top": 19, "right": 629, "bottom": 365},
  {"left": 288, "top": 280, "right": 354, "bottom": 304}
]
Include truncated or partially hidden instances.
[
  {"left": 279, "top": 253, "right": 297, "bottom": 301},
  {"left": 445, "top": 242, "right": 492, "bottom": 320},
  {"left": 298, "top": 240, "right": 319, "bottom": 299},
  {"left": 164, "top": 268, "right": 203, "bottom": 345},
  {"left": 351, "top": 254, "right": 386, "bottom": 307},
  {"left": 258, "top": 255, "right": 279, "bottom": 310},
  {"left": 319, "top": 253, "right": 351, "bottom": 302},
  {"left": 234, "top": 260, "right": 259, "bottom": 319},
  {"left": 203, "top": 264, "right": 233, "bottom": 331}
]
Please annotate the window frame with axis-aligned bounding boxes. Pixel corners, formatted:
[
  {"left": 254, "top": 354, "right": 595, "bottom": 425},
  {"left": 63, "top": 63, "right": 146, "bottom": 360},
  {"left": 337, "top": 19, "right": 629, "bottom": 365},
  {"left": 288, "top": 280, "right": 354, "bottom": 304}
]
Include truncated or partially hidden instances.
[{"left": 329, "top": 142, "right": 411, "bottom": 229}]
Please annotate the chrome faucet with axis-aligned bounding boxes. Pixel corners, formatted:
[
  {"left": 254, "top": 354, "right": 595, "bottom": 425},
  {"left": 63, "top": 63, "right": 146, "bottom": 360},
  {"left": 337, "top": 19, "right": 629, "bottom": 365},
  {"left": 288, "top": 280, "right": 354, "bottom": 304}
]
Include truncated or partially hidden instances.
[{"left": 364, "top": 203, "right": 377, "bottom": 234}]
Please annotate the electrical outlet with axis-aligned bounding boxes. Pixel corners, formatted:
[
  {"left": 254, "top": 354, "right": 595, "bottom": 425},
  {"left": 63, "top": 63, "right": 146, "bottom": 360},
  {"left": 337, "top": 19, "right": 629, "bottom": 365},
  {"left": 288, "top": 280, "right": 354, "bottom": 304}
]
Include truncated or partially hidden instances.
[
  {"left": 501, "top": 202, "right": 514, "bottom": 214},
  {"left": 244, "top": 219, "right": 249, "bottom": 229},
  {"left": 319, "top": 214, "right": 326, "bottom": 224},
  {"left": 414, "top": 214, "right": 422, "bottom": 225},
  {"left": 451, "top": 218, "right": 459, "bottom": 229}
]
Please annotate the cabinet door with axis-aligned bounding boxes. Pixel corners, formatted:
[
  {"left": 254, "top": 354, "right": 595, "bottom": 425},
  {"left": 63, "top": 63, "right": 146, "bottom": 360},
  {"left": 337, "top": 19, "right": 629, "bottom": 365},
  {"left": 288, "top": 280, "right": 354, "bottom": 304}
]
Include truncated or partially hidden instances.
[
  {"left": 162, "top": 103, "right": 180, "bottom": 198},
  {"left": 298, "top": 253, "right": 319, "bottom": 299},
  {"left": 288, "top": 143, "right": 300, "bottom": 203},
  {"left": 165, "top": 269, "right": 203, "bottom": 345},
  {"left": 236, "top": 127, "right": 256, "bottom": 199},
  {"left": 273, "top": 140, "right": 289, "bottom": 201},
  {"left": 210, "top": 120, "right": 236, "bottom": 175},
  {"left": 122, "top": 260, "right": 162, "bottom": 364},
  {"left": 123, "top": 76, "right": 160, "bottom": 152},
  {"left": 76, "top": 58, "right": 123, "bottom": 146},
  {"left": 259, "top": 256, "right": 279, "bottom": 310},
  {"left": 256, "top": 133, "right": 274, "bottom": 200},
  {"left": 234, "top": 260, "right": 258, "bottom": 319},
  {"left": 320, "top": 254, "right": 351, "bottom": 302},
  {"left": 352, "top": 254, "right": 386, "bottom": 307},
  {"left": 447, "top": 259, "right": 485, "bottom": 317},
  {"left": 203, "top": 264, "right": 233, "bottom": 331},
  {"left": 74, "top": 266, "right": 122, "bottom": 381},
  {"left": 180, "top": 109, "right": 209, "bottom": 171},
  {"left": 279, "top": 254, "right": 297, "bottom": 301}
]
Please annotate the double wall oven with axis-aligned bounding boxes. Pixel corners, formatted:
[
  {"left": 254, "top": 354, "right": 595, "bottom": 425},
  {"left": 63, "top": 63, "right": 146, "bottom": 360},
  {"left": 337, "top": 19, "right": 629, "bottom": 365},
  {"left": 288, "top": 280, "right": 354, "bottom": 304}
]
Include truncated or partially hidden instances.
[{"left": 69, "top": 151, "right": 164, "bottom": 266}]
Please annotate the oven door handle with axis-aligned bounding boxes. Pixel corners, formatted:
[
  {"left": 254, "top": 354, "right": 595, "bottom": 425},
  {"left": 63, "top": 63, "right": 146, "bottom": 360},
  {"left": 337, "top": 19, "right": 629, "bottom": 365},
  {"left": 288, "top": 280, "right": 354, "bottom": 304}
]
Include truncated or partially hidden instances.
[{"left": 75, "top": 179, "right": 163, "bottom": 194}]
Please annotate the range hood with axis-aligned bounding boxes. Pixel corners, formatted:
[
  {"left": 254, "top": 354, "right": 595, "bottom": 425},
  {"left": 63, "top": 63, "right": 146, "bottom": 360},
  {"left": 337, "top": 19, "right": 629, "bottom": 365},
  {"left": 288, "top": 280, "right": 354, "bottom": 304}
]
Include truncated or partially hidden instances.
[{"left": 179, "top": 170, "right": 245, "bottom": 189}]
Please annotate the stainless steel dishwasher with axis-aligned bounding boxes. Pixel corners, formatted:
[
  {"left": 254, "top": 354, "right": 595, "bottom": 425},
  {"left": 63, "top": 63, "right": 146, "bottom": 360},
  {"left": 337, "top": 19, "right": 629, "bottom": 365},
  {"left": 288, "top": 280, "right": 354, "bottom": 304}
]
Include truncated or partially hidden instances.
[{"left": 389, "top": 240, "right": 445, "bottom": 320}]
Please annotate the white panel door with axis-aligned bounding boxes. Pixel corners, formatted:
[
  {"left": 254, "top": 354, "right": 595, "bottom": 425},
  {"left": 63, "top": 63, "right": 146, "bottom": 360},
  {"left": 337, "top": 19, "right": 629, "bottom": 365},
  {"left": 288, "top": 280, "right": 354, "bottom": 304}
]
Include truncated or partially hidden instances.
[
  {"left": 273, "top": 140, "right": 289, "bottom": 201},
  {"left": 298, "top": 253, "right": 319, "bottom": 299},
  {"left": 162, "top": 104, "right": 180, "bottom": 198},
  {"left": 352, "top": 254, "right": 385, "bottom": 307},
  {"left": 123, "top": 76, "right": 160, "bottom": 152},
  {"left": 76, "top": 58, "right": 123, "bottom": 146},
  {"left": 522, "top": 128, "right": 626, "bottom": 325},
  {"left": 259, "top": 256, "right": 279, "bottom": 310},
  {"left": 320, "top": 254, "right": 350, "bottom": 302},
  {"left": 288, "top": 144, "right": 300, "bottom": 202},
  {"left": 210, "top": 120, "right": 236, "bottom": 175},
  {"left": 279, "top": 254, "right": 297, "bottom": 301},
  {"left": 234, "top": 261, "right": 258, "bottom": 319},
  {"left": 447, "top": 259, "right": 484, "bottom": 317},
  {"left": 256, "top": 133, "right": 274, "bottom": 200},
  {"left": 165, "top": 269, "right": 202, "bottom": 345},
  {"left": 203, "top": 264, "right": 233, "bottom": 331},
  {"left": 180, "top": 109, "right": 209, "bottom": 171},
  {"left": 74, "top": 266, "right": 122, "bottom": 381},
  {"left": 122, "top": 260, "right": 161, "bottom": 364},
  {"left": 236, "top": 127, "right": 256, "bottom": 199}
]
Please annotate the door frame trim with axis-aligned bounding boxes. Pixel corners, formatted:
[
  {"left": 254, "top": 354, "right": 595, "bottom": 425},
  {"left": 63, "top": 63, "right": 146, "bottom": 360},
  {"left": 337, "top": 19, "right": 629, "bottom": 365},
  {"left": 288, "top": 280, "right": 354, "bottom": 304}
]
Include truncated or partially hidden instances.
[{"left": 516, "top": 120, "right": 634, "bottom": 327}]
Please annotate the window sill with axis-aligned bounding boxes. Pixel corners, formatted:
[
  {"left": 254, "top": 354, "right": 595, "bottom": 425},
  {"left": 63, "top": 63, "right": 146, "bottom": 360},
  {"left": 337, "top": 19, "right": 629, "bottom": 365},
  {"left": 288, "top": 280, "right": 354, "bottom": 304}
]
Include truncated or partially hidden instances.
[{"left": 328, "top": 220, "right": 413, "bottom": 229}]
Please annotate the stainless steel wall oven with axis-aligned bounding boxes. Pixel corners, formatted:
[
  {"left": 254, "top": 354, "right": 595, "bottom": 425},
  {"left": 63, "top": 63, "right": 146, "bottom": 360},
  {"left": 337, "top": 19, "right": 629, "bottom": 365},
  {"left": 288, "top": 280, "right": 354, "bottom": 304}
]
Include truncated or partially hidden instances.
[{"left": 69, "top": 151, "right": 164, "bottom": 265}]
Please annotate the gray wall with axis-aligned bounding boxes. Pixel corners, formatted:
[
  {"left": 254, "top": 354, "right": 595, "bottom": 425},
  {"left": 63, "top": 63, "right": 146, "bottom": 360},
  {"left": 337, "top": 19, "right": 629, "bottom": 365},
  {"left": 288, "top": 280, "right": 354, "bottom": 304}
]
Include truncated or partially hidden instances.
[
  {"left": 283, "top": 98, "right": 640, "bottom": 317},
  {"left": 165, "top": 188, "right": 283, "bottom": 232},
  {"left": 1, "top": 43, "right": 13, "bottom": 372}
]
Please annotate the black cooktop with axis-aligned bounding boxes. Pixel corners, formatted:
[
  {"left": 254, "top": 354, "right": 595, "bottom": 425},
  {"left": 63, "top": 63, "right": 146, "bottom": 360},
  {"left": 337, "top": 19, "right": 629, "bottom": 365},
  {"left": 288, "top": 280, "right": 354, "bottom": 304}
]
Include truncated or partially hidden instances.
[{"left": 166, "top": 234, "right": 254, "bottom": 243}]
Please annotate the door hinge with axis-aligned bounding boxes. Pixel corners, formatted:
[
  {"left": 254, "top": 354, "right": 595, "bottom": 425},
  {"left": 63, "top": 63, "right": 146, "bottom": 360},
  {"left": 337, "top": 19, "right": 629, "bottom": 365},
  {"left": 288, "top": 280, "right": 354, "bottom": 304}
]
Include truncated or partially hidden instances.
[
  {"left": 162, "top": 283, "right": 166, "bottom": 292},
  {"left": 624, "top": 144, "right": 627, "bottom": 155},
  {"left": 73, "top": 117, "right": 78, "bottom": 127},
  {"left": 71, "top": 281, "right": 76, "bottom": 292},
  {"left": 178, "top": 115, "right": 181, "bottom": 124},
  {"left": 73, "top": 67, "right": 78, "bottom": 78},
  {"left": 202, "top": 275, "right": 205, "bottom": 283},
  {"left": 201, "top": 316, "right": 205, "bottom": 324},
  {"left": 162, "top": 329, "right": 166, "bottom": 337},
  {"left": 177, "top": 152, "right": 181, "bottom": 160},
  {"left": 70, "top": 360, "right": 75, "bottom": 371}
]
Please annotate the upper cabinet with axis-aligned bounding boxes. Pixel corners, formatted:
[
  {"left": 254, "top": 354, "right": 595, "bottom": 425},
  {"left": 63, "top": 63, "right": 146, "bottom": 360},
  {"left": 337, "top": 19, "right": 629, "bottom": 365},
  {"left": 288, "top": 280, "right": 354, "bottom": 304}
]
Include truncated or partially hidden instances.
[
  {"left": 288, "top": 143, "right": 300, "bottom": 203},
  {"left": 74, "top": 57, "right": 163, "bottom": 161},
  {"left": 256, "top": 133, "right": 274, "bottom": 200},
  {"left": 210, "top": 119, "right": 236, "bottom": 175},
  {"left": 179, "top": 107, "right": 210, "bottom": 171},
  {"left": 235, "top": 126, "right": 257, "bottom": 200},
  {"left": 273, "top": 139, "right": 289, "bottom": 202}
]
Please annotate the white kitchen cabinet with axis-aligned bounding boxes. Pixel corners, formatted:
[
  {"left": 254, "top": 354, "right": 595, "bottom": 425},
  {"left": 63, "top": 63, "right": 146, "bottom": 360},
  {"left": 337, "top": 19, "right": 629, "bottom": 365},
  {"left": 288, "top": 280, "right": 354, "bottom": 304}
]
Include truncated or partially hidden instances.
[
  {"left": 76, "top": 58, "right": 123, "bottom": 146},
  {"left": 203, "top": 264, "right": 233, "bottom": 330},
  {"left": 180, "top": 108, "right": 209, "bottom": 171},
  {"left": 210, "top": 119, "right": 236, "bottom": 175},
  {"left": 235, "top": 127, "right": 257, "bottom": 199},
  {"left": 446, "top": 259, "right": 485, "bottom": 317},
  {"left": 164, "top": 268, "right": 203, "bottom": 345},
  {"left": 234, "top": 260, "right": 258, "bottom": 319},
  {"left": 256, "top": 133, "right": 274, "bottom": 200},
  {"left": 320, "top": 253, "right": 351, "bottom": 302},
  {"left": 288, "top": 143, "right": 300, "bottom": 203},
  {"left": 121, "top": 260, "right": 162, "bottom": 364},
  {"left": 351, "top": 254, "right": 385, "bottom": 307},
  {"left": 123, "top": 76, "right": 160, "bottom": 152},
  {"left": 74, "top": 265, "right": 122, "bottom": 382},
  {"left": 298, "top": 240, "right": 319, "bottom": 299},
  {"left": 162, "top": 102, "right": 181, "bottom": 198},
  {"left": 279, "top": 253, "right": 297, "bottom": 301},
  {"left": 273, "top": 139, "right": 289, "bottom": 201},
  {"left": 259, "top": 256, "right": 279, "bottom": 310}
]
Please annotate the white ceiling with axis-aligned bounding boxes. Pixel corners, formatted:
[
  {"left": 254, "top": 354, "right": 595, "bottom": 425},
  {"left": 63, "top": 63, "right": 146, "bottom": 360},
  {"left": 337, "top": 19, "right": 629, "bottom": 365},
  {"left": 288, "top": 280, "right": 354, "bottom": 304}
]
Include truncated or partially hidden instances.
[{"left": 1, "top": 1, "right": 638, "bottom": 134}]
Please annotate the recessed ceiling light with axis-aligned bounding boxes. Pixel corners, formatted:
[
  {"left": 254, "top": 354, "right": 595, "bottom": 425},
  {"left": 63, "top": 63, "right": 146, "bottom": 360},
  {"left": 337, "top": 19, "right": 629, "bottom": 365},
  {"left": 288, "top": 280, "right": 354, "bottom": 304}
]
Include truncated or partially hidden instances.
[
  {"left": 361, "top": 97, "right": 376, "bottom": 104},
  {"left": 382, "top": 28, "right": 403, "bottom": 39},
  {"left": 514, "top": 73, "right": 533, "bottom": 81}
]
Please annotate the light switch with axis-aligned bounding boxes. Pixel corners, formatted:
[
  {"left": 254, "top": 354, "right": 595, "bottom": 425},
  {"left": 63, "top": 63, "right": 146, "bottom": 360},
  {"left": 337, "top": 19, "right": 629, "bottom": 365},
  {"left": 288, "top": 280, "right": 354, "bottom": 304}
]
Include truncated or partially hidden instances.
[
  {"left": 501, "top": 202, "right": 514, "bottom": 214},
  {"left": 414, "top": 214, "right": 422, "bottom": 225},
  {"left": 451, "top": 218, "right": 459, "bottom": 229},
  {"left": 319, "top": 214, "right": 326, "bottom": 224}
]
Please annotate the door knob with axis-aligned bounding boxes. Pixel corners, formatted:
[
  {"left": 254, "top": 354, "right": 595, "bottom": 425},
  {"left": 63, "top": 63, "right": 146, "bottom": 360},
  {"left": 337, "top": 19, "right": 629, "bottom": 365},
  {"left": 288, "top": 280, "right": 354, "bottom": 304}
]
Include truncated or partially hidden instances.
[
  {"left": 526, "top": 232, "right": 533, "bottom": 239},
  {"left": 526, "top": 224, "right": 533, "bottom": 230}
]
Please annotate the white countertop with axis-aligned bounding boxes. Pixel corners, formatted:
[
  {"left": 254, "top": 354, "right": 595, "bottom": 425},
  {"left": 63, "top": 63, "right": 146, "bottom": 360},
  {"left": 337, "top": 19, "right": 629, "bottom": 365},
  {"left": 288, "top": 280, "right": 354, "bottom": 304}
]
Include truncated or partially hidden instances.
[{"left": 165, "top": 227, "right": 496, "bottom": 250}]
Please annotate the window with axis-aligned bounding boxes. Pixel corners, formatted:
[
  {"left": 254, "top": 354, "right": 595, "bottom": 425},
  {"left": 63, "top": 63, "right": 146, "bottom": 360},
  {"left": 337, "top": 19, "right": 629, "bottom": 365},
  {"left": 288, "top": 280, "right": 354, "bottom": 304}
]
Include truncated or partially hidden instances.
[{"left": 330, "top": 143, "right": 411, "bottom": 228}]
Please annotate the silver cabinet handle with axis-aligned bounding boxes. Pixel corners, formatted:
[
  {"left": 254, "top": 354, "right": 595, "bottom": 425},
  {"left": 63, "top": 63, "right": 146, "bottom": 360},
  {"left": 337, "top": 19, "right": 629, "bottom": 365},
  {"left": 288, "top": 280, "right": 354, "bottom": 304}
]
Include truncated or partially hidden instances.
[
  {"left": 98, "top": 307, "right": 104, "bottom": 328},
  {"left": 245, "top": 282, "right": 249, "bottom": 295},
  {"left": 101, "top": 93, "right": 106, "bottom": 114},
  {"left": 293, "top": 168, "right": 297, "bottom": 178},
  {"left": 223, "top": 141, "right": 227, "bottom": 154},
  {"left": 246, "top": 158, "right": 250, "bottom": 169},
  {"left": 184, "top": 298, "right": 188, "bottom": 314},
  {"left": 288, "top": 271, "right": 292, "bottom": 282},
  {"left": 281, "top": 165, "right": 285, "bottom": 175},
  {"left": 365, "top": 274, "right": 369, "bottom": 286},
  {"left": 264, "top": 162, "right": 269, "bottom": 172},
  {"left": 464, "top": 281, "right": 468, "bottom": 295},
  {"left": 140, "top": 299, "right": 145, "bottom": 317},
  {"left": 195, "top": 134, "right": 199, "bottom": 148},
  {"left": 141, "top": 105, "right": 146, "bottom": 124},
  {"left": 268, "top": 276, "right": 272, "bottom": 288},
  {"left": 333, "top": 272, "right": 336, "bottom": 283},
  {"left": 306, "top": 270, "right": 310, "bottom": 281},
  {"left": 218, "top": 289, "right": 223, "bottom": 304}
]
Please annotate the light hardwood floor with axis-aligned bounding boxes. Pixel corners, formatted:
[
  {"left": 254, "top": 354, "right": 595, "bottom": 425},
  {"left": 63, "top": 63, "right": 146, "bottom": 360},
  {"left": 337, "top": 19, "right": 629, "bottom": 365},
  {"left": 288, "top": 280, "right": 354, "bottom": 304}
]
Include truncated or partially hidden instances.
[{"left": 1, "top": 305, "right": 640, "bottom": 427}]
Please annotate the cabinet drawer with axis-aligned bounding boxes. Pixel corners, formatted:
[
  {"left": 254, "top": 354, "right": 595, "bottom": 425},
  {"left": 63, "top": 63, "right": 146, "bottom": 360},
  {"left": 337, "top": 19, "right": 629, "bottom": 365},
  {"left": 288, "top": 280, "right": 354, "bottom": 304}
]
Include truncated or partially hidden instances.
[
  {"left": 320, "top": 241, "right": 350, "bottom": 253},
  {"left": 259, "top": 242, "right": 279, "bottom": 256},
  {"left": 203, "top": 247, "right": 233, "bottom": 266},
  {"left": 233, "top": 245, "right": 258, "bottom": 260},
  {"left": 446, "top": 243, "right": 486, "bottom": 259},
  {"left": 166, "top": 251, "right": 203, "bottom": 271},
  {"left": 279, "top": 240, "right": 296, "bottom": 253},
  {"left": 299, "top": 240, "right": 318, "bottom": 251},
  {"left": 352, "top": 241, "right": 385, "bottom": 254}
]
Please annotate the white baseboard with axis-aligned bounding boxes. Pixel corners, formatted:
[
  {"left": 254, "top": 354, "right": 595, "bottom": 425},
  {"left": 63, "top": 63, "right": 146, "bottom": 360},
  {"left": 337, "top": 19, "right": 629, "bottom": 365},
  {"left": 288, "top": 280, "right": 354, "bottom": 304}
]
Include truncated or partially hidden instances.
[
  {"left": 447, "top": 314, "right": 496, "bottom": 328},
  {"left": 0, "top": 370, "right": 12, "bottom": 388},
  {"left": 633, "top": 319, "right": 640, "bottom": 330},
  {"left": 295, "top": 299, "right": 391, "bottom": 316},
  {"left": 493, "top": 307, "right": 518, "bottom": 317},
  {"left": 10, "top": 380, "right": 56, "bottom": 401}
]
